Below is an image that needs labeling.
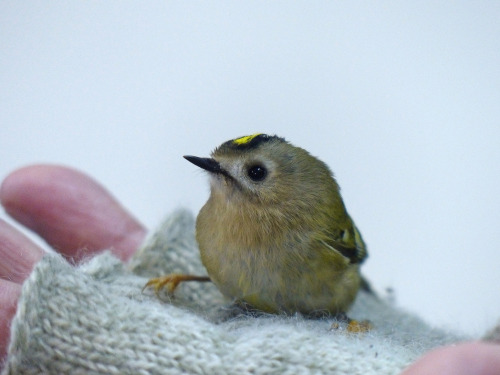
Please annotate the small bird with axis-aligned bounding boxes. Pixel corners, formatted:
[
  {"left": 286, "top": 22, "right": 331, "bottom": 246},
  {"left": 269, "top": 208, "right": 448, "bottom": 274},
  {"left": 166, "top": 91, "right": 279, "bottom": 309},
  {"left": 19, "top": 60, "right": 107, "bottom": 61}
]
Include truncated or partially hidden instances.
[{"left": 145, "top": 134, "right": 368, "bottom": 324}]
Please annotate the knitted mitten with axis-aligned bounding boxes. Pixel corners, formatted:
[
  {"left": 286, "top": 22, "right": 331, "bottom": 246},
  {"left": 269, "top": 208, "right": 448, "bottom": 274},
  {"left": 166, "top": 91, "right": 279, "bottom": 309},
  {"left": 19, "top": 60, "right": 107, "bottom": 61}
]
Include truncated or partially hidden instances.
[{"left": 3, "top": 209, "right": 471, "bottom": 375}]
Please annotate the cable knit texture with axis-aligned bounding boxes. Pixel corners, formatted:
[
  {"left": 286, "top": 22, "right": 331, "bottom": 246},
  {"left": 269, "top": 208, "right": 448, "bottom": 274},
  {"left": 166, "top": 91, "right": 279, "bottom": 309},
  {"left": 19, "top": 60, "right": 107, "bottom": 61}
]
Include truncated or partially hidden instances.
[{"left": 3, "top": 209, "right": 476, "bottom": 374}]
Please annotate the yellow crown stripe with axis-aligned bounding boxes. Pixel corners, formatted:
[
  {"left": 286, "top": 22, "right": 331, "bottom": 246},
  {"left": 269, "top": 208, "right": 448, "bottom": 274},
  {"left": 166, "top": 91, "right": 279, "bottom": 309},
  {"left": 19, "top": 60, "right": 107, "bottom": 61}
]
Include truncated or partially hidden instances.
[{"left": 233, "top": 133, "right": 263, "bottom": 145}]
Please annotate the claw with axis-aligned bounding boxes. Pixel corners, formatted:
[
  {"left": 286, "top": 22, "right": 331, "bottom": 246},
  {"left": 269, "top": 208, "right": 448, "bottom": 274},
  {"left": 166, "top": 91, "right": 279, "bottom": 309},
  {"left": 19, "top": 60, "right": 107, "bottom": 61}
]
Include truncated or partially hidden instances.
[
  {"left": 330, "top": 313, "right": 373, "bottom": 333},
  {"left": 142, "top": 274, "right": 211, "bottom": 298},
  {"left": 346, "top": 320, "right": 373, "bottom": 333}
]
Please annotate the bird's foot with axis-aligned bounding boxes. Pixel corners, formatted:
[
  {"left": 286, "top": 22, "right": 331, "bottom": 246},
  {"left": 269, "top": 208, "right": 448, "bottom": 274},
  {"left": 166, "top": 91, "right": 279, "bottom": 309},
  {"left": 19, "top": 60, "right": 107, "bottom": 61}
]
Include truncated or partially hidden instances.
[
  {"left": 143, "top": 274, "right": 211, "bottom": 298},
  {"left": 345, "top": 319, "right": 373, "bottom": 333},
  {"left": 330, "top": 312, "right": 372, "bottom": 333}
]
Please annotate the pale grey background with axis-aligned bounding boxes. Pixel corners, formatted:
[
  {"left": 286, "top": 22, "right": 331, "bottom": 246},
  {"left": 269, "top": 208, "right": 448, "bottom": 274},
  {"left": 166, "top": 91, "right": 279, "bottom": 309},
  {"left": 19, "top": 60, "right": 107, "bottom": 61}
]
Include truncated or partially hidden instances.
[{"left": 1, "top": 2, "right": 499, "bottom": 336}]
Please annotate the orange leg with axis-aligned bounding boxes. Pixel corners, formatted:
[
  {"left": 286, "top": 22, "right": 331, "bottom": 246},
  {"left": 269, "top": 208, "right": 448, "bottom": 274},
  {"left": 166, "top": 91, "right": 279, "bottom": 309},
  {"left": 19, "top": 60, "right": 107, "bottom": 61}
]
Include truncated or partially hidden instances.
[
  {"left": 346, "top": 320, "right": 373, "bottom": 333},
  {"left": 143, "top": 274, "right": 211, "bottom": 297},
  {"left": 330, "top": 313, "right": 373, "bottom": 333}
]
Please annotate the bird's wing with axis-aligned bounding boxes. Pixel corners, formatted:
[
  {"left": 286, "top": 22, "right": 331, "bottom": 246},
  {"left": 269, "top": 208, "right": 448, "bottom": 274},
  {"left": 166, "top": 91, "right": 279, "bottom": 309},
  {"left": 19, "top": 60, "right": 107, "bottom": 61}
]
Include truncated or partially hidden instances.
[{"left": 322, "top": 224, "right": 368, "bottom": 264}]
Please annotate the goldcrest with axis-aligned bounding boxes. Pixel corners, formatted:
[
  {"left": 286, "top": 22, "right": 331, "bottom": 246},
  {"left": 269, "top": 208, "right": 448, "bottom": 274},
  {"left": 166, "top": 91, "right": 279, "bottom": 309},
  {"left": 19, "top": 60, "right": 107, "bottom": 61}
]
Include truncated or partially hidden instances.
[{"left": 146, "top": 134, "right": 368, "bottom": 319}]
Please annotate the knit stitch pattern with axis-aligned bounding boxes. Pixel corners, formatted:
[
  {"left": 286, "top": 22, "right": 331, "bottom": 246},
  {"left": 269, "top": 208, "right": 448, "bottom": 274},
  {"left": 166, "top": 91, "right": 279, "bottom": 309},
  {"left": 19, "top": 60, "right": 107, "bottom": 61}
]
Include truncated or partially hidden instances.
[{"left": 3, "top": 209, "right": 470, "bottom": 374}]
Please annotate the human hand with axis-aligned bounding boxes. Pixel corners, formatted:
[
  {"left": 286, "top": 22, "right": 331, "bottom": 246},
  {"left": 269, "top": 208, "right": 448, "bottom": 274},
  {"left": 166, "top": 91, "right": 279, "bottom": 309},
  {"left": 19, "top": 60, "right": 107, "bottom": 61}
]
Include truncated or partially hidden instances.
[
  {"left": 0, "top": 165, "right": 499, "bottom": 374},
  {"left": 402, "top": 341, "right": 500, "bottom": 374},
  {"left": 0, "top": 165, "right": 146, "bottom": 362}
]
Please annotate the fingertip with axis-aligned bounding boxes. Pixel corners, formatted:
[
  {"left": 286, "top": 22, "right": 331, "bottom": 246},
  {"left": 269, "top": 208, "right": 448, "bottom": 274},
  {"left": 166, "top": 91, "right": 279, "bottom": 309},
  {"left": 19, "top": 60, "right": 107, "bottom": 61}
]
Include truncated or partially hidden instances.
[
  {"left": 1, "top": 164, "right": 146, "bottom": 263},
  {"left": 1, "top": 164, "right": 51, "bottom": 200},
  {"left": 1, "top": 164, "right": 69, "bottom": 224},
  {"left": 402, "top": 342, "right": 500, "bottom": 375}
]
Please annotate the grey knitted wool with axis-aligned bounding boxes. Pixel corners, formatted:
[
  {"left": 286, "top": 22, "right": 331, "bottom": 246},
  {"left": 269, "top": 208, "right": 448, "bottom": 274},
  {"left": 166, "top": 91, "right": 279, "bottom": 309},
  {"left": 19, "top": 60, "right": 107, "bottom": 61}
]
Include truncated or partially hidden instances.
[{"left": 3, "top": 209, "right": 474, "bottom": 374}]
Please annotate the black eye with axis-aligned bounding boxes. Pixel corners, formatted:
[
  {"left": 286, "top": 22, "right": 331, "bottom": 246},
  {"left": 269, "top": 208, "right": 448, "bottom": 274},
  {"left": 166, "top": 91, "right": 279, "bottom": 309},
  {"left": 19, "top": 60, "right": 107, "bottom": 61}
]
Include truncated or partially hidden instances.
[{"left": 247, "top": 165, "right": 267, "bottom": 181}]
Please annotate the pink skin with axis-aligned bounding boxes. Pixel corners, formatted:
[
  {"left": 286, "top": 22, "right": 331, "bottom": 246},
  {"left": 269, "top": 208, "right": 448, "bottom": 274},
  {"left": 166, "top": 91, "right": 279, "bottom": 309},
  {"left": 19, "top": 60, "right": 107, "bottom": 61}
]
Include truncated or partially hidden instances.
[
  {"left": 0, "top": 165, "right": 146, "bottom": 361},
  {"left": 0, "top": 165, "right": 499, "bottom": 373}
]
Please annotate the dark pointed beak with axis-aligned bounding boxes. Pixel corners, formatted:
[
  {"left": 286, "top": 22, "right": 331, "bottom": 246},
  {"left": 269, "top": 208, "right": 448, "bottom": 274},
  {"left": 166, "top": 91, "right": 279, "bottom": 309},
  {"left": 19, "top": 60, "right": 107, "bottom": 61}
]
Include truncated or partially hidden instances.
[{"left": 184, "top": 156, "right": 226, "bottom": 175}]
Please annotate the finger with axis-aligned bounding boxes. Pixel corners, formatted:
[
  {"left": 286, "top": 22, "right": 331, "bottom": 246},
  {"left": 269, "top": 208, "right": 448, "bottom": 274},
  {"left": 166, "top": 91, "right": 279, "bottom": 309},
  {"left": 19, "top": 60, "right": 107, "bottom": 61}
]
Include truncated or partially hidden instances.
[
  {"left": 0, "top": 165, "right": 147, "bottom": 263},
  {"left": 0, "top": 219, "right": 44, "bottom": 283},
  {"left": 401, "top": 342, "right": 500, "bottom": 375},
  {"left": 0, "top": 280, "right": 22, "bottom": 362}
]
